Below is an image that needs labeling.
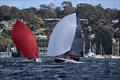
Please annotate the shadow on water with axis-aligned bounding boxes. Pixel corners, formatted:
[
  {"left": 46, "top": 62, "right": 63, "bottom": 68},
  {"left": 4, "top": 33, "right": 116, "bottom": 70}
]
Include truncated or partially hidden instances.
[{"left": 0, "top": 58, "right": 120, "bottom": 80}]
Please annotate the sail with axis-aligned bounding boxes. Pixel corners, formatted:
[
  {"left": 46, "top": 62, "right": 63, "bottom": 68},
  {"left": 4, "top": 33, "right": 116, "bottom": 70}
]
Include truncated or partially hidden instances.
[
  {"left": 47, "top": 13, "right": 77, "bottom": 56},
  {"left": 70, "top": 16, "right": 83, "bottom": 56},
  {"left": 12, "top": 20, "right": 38, "bottom": 59}
]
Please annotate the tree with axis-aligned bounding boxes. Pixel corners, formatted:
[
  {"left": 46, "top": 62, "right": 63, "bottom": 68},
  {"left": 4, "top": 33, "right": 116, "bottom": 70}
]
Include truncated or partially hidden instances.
[
  {"left": 21, "top": 9, "right": 44, "bottom": 30},
  {"left": 0, "top": 36, "right": 12, "bottom": 51},
  {"left": 0, "top": 5, "right": 11, "bottom": 20},
  {"left": 38, "top": 3, "right": 56, "bottom": 18},
  {"left": 95, "top": 24, "right": 114, "bottom": 55},
  {"left": 10, "top": 7, "right": 20, "bottom": 19},
  {"left": 61, "top": 1, "right": 75, "bottom": 16},
  {"left": 55, "top": 7, "right": 63, "bottom": 18},
  {"left": 76, "top": 4, "right": 95, "bottom": 19},
  {"left": 29, "top": 7, "right": 38, "bottom": 14}
]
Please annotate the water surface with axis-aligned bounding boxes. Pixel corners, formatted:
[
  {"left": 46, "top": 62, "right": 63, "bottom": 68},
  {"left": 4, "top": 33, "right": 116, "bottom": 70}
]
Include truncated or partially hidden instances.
[{"left": 0, "top": 58, "right": 120, "bottom": 80}]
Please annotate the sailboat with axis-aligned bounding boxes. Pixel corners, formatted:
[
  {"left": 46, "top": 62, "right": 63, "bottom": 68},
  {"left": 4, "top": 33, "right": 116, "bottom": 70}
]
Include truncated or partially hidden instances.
[
  {"left": 12, "top": 20, "right": 38, "bottom": 61},
  {"left": 87, "top": 40, "right": 96, "bottom": 58},
  {"left": 47, "top": 13, "right": 83, "bottom": 63}
]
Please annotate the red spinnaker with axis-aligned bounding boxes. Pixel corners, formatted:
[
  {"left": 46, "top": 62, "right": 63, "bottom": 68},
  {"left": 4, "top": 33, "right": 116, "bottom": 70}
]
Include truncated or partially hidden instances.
[{"left": 12, "top": 20, "right": 38, "bottom": 59}]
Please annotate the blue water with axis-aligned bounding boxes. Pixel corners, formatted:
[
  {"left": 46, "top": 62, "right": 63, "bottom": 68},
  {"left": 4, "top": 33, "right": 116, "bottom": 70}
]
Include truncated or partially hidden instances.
[{"left": 0, "top": 58, "right": 120, "bottom": 80}]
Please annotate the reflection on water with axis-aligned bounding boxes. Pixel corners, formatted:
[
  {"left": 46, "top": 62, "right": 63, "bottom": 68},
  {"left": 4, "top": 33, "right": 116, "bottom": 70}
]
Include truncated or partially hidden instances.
[{"left": 0, "top": 58, "right": 120, "bottom": 80}]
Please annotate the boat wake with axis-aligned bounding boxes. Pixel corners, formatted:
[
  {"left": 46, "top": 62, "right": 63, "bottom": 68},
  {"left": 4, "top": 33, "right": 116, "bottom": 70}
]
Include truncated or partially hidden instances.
[{"left": 65, "top": 59, "right": 84, "bottom": 64}]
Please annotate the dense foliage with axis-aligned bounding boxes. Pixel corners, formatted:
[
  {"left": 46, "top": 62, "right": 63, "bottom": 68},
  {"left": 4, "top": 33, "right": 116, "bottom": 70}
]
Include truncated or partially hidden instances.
[{"left": 0, "top": 1, "right": 119, "bottom": 54}]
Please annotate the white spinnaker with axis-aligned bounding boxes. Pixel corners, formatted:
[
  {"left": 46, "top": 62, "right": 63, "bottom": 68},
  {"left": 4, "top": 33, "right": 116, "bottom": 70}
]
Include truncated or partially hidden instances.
[{"left": 47, "top": 13, "right": 77, "bottom": 56}]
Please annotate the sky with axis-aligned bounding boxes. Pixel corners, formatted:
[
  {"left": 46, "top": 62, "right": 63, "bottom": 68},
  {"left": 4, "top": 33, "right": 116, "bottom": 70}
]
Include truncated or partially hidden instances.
[{"left": 0, "top": 0, "right": 120, "bottom": 9}]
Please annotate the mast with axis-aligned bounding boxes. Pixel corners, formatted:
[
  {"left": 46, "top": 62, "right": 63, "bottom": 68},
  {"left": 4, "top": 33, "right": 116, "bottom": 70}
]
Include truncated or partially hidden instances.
[
  {"left": 94, "top": 43, "right": 96, "bottom": 55},
  {"left": 83, "top": 40, "right": 86, "bottom": 57},
  {"left": 100, "top": 43, "right": 103, "bottom": 56}
]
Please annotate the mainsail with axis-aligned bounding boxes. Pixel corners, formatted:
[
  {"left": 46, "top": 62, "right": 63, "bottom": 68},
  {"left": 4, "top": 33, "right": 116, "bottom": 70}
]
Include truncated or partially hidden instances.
[
  {"left": 12, "top": 20, "right": 38, "bottom": 59},
  {"left": 47, "top": 13, "right": 77, "bottom": 56},
  {"left": 71, "top": 16, "right": 83, "bottom": 57}
]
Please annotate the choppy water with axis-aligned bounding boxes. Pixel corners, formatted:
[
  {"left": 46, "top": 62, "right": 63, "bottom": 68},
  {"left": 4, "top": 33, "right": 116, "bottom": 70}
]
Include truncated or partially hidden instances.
[{"left": 0, "top": 58, "right": 120, "bottom": 80}]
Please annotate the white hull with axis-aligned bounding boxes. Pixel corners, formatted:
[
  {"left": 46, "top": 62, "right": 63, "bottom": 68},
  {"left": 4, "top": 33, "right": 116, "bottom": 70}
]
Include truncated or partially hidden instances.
[{"left": 59, "top": 58, "right": 84, "bottom": 63}]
